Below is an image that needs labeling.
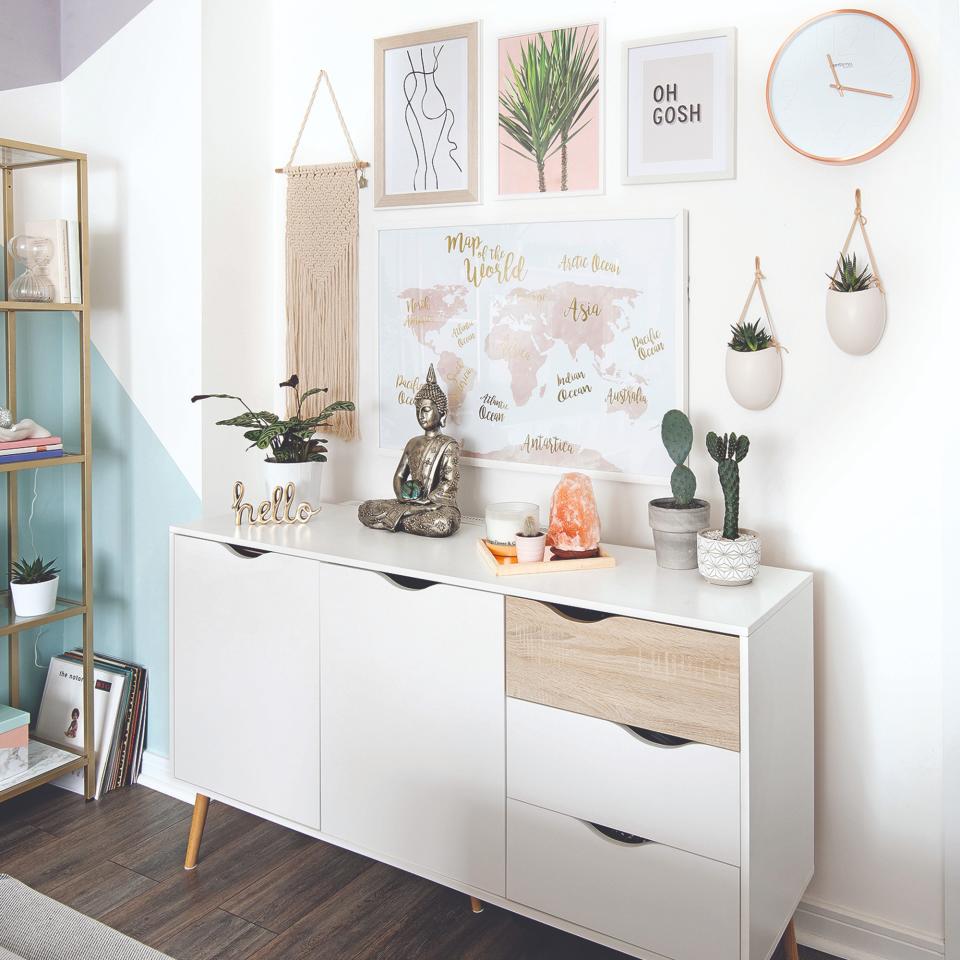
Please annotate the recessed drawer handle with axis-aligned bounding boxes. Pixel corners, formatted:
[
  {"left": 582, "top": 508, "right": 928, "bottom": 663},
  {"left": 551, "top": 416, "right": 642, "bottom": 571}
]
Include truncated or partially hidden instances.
[
  {"left": 223, "top": 543, "right": 269, "bottom": 559},
  {"left": 379, "top": 572, "right": 438, "bottom": 591},
  {"left": 586, "top": 821, "right": 653, "bottom": 846},
  {"left": 545, "top": 603, "right": 614, "bottom": 624},
  {"left": 626, "top": 725, "right": 692, "bottom": 748}
]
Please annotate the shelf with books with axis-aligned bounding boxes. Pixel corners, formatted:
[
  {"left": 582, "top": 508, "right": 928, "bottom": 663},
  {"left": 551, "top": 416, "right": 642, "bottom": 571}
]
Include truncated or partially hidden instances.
[
  {"left": 0, "top": 738, "right": 87, "bottom": 803},
  {"left": 1, "top": 135, "right": 95, "bottom": 801}
]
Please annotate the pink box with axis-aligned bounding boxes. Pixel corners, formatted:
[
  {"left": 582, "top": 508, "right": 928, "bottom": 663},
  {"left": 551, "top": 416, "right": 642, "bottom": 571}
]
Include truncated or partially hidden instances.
[{"left": 0, "top": 705, "right": 29, "bottom": 782}]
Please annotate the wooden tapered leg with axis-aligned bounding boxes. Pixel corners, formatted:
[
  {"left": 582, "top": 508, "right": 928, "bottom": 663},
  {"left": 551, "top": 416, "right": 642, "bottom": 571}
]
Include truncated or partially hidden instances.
[
  {"left": 470, "top": 896, "right": 484, "bottom": 914},
  {"left": 184, "top": 794, "right": 210, "bottom": 870},
  {"left": 782, "top": 918, "right": 799, "bottom": 960}
]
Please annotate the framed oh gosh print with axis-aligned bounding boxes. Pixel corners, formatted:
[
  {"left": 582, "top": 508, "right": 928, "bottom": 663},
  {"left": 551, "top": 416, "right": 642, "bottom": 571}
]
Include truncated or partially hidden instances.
[
  {"left": 622, "top": 28, "right": 736, "bottom": 184},
  {"left": 374, "top": 22, "right": 480, "bottom": 208}
]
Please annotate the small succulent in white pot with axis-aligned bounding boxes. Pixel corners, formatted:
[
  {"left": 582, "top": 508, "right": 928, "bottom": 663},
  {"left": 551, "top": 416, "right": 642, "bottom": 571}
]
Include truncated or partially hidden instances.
[
  {"left": 826, "top": 252, "right": 885, "bottom": 356},
  {"left": 697, "top": 431, "right": 760, "bottom": 586},
  {"left": 10, "top": 555, "right": 60, "bottom": 617},
  {"left": 725, "top": 319, "right": 782, "bottom": 411},
  {"left": 648, "top": 410, "right": 710, "bottom": 570},
  {"left": 515, "top": 515, "right": 547, "bottom": 564}
]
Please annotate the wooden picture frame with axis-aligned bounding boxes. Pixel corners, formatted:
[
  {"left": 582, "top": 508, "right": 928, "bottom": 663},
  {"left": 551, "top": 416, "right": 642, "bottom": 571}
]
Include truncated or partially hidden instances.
[
  {"left": 374, "top": 22, "right": 480, "bottom": 208},
  {"left": 622, "top": 28, "right": 736, "bottom": 185}
]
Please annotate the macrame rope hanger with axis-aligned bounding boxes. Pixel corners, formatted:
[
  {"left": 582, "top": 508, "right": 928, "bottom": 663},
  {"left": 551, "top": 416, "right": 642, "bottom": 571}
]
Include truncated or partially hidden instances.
[
  {"left": 275, "top": 69, "right": 369, "bottom": 186},
  {"left": 739, "top": 256, "right": 788, "bottom": 353},
  {"left": 833, "top": 187, "right": 884, "bottom": 293}
]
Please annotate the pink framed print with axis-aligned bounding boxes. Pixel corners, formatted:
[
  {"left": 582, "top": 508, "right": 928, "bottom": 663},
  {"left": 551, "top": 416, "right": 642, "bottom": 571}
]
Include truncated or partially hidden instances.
[{"left": 497, "top": 22, "right": 603, "bottom": 198}]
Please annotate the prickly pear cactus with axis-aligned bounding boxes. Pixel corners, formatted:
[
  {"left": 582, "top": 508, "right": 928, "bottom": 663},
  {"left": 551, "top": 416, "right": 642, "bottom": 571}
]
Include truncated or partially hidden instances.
[
  {"left": 706, "top": 430, "right": 750, "bottom": 539},
  {"left": 661, "top": 409, "right": 696, "bottom": 506}
]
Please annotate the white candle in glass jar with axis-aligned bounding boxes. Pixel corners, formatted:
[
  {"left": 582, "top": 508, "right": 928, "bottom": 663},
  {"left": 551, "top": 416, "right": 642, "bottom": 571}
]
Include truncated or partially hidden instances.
[{"left": 485, "top": 502, "right": 540, "bottom": 546}]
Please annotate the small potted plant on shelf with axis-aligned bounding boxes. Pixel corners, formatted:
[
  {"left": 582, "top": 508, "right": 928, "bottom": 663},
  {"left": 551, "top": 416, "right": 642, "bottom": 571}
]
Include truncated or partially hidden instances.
[
  {"left": 725, "top": 318, "right": 782, "bottom": 410},
  {"left": 697, "top": 430, "right": 760, "bottom": 585},
  {"left": 825, "top": 251, "right": 885, "bottom": 355},
  {"left": 10, "top": 555, "right": 60, "bottom": 617},
  {"left": 515, "top": 514, "right": 547, "bottom": 564},
  {"left": 648, "top": 409, "right": 710, "bottom": 570},
  {"left": 192, "top": 374, "right": 355, "bottom": 506}
]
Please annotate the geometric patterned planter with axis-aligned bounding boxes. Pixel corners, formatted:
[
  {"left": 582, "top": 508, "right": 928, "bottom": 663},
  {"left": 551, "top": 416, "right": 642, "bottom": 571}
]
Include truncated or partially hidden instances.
[{"left": 697, "top": 528, "right": 761, "bottom": 585}]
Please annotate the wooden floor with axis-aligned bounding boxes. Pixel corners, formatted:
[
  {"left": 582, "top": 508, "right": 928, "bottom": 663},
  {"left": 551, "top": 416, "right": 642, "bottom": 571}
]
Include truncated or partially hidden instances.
[{"left": 0, "top": 784, "right": 835, "bottom": 960}]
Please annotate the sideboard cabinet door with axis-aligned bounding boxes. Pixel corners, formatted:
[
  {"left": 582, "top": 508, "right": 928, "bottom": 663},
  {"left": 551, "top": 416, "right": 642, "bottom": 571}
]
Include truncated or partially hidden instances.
[
  {"left": 320, "top": 565, "right": 505, "bottom": 896},
  {"left": 172, "top": 535, "right": 321, "bottom": 829}
]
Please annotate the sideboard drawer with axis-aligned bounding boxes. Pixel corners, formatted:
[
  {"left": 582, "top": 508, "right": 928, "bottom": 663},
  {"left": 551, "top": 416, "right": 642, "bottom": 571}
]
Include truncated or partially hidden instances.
[
  {"left": 505, "top": 597, "right": 740, "bottom": 751},
  {"left": 507, "top": 698, "right": 740, "bottom": 865},
  {"left": 507, "top": 798, "right": 739, "bottom": 960}
]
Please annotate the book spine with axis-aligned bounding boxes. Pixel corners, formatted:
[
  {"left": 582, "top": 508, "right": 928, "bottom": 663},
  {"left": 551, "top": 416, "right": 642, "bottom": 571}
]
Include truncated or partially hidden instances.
[
  {"left": 0, "top": 436, "right": 62, "bottom": 451},
  {"left": 0, "top": 444, "right": 63, "bottom": 457},
  {"left": 0, "top": 450, "right": 63, "bottom": 464}
]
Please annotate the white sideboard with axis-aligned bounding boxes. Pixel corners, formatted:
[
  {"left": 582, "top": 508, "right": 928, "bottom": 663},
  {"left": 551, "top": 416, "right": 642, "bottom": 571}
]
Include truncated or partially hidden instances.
[{"left": 170, "top": 504, "right": 813, "bottom": 960}]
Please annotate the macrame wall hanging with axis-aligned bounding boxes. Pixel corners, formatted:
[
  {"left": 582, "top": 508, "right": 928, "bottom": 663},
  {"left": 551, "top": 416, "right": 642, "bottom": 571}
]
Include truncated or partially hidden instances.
[
  {"left": 826, "top": 187, "right": 886, "bottom": 356},
  {"left": 278, "top": 70, "right": 368, "bottom": 439},
  {"left": 725, "top": 256, "right": 786, "bottom": 411}
]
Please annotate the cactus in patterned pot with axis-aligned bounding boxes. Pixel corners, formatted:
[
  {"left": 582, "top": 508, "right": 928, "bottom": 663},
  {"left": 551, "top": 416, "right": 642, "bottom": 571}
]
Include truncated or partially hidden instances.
[{"left": 706, "top": 430, "right": 749, "bottom": 540}]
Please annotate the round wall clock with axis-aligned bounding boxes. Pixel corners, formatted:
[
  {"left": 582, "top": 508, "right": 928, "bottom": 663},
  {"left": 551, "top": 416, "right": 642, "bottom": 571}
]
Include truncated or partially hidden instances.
[{"left": 766, "top": 9, "right": 919, "bottom": 164}]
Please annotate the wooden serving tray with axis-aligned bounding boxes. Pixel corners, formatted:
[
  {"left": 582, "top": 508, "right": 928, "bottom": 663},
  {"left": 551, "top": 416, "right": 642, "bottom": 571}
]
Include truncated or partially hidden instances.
[{"left": 477, "top": 539, "right": 616, "bottom": 576}]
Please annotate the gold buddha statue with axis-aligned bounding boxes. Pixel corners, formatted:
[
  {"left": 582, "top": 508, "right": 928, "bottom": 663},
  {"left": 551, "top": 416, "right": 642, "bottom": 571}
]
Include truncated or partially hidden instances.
[{"left": 358, "top": 364, "right": 461, "bottom": 538}]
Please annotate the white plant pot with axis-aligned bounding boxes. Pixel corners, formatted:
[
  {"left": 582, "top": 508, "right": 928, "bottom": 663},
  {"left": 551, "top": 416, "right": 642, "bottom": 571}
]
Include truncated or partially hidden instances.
[
  {"left": 697, "top": 529, "right": 761, "bottom": 586},
  {"left": 11, "top": 575, "right": 59, "bottom": 617},
  {"left": 515, "top": 534, "right": 547, "bottom": 564},
  {"left": 725, "top": 347, "right": 782, "bottom": 411},
  {"left": 263, "top": 460, "right": 324, "bottom": 508},
  {"left": 826, "top": 287, "right": 885, "bottom": 355}
]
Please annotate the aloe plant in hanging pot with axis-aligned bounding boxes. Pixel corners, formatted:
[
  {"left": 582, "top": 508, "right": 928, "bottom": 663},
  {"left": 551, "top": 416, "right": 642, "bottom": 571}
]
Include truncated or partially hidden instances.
[
  {"left": 192, "top": 374, "right": 355, "bottom": 506},
  {"left": 825, "top": 251, "right": 885, "bottom": 355},
  {"left": 725, "top": 318, "right": 782, "bottom": 411},
  {"left": 697, "top": 431, "right": 760, "bottom": 585},
  {"left": 647, "top": 410, "right": 710, "bottom": 570}
]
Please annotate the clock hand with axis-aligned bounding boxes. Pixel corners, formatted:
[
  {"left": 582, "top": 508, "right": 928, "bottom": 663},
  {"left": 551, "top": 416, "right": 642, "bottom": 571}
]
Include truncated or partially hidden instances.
[
  {"left": 826, "top": 55, "right": 844, "bottom": 96},
  {"left": 830, "top": 83, "right": 893, "bottom": 99}
]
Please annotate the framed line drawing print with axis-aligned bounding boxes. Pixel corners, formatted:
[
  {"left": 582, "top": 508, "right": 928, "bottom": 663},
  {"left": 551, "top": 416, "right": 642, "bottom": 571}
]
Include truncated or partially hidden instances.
[
  {"left": 374, "top": 22, "right": 479, "bottom": 208},
  {"left": 377, "top": 214, "right": 688, "bottom": 483},
  {"left": 623, "top": 28, "right": 736, "bottom": 184},
  {"left": 498, "top": 21, "right": 603, "bottom": 198}
]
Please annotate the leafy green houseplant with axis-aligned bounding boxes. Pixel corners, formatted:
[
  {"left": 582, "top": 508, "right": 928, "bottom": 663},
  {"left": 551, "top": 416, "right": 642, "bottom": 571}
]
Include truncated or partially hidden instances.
[
  {"left": 826, "top": 250, "right": 886, "bottom": 355},
  {"left": 726, "top": 318, "right": 782, "bottom": 410},
  {"left": 9, "top": 555, "right": 60, "bottom": 617},
  {"left": 192, "top": 374, "right": 355, "bottom": 504},
  {"left": 647, "top": 410, "right": 710, "bottom": 570},
  {"left": 697, "top": 431, "right": 761, "bottom": 585},
  {"left": 498, "top": 26, "right": 598, "bottom": 193}
]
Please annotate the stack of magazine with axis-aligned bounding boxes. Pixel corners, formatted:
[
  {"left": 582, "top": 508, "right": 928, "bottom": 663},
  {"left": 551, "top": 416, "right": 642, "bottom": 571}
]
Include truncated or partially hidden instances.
[{"left": 35, "top": 652, "right": 148, "bottom": 799}]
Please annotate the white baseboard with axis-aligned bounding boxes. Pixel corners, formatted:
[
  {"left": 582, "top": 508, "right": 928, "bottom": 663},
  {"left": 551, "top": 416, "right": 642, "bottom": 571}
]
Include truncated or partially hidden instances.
[{"left": 138, "top": 751, "right": 945, "bottom": 960}]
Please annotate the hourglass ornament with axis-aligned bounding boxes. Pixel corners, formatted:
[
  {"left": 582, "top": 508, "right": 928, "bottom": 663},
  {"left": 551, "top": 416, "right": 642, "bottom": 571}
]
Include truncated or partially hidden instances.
[{"left": 7, "top": 235, "right": 55, "bottom": 302}]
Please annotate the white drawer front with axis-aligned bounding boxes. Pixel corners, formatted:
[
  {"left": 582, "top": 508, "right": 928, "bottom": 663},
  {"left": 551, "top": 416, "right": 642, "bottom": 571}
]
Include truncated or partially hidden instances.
[
  {"left": 507, "top": 698, "right": 740, "bottom": 865},
  {"left": 507, "top": 799, "right": 739, "bottom": 960}
]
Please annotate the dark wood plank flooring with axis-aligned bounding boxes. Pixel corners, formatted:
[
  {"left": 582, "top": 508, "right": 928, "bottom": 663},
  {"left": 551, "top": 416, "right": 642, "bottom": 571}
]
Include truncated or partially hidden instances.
[{"left": 0, "top": 784, "right": 836, "bottom": 960}]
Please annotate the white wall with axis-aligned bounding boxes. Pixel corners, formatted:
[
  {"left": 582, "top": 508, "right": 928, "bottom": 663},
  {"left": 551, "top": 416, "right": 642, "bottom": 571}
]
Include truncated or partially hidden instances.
[{"left": 270, "top": 0, "right": 946, "bottom": 949}]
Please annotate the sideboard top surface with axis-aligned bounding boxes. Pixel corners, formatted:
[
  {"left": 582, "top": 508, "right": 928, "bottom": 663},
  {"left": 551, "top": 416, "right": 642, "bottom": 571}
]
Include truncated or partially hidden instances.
[{"left": 171, "top": 504, "right": 811, "bottom": 634}]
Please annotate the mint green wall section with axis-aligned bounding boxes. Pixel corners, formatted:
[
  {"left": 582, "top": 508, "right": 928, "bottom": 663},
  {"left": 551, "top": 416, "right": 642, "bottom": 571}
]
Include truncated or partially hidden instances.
[{"left": 1, "top": 312, "right": 200, "bottom": 759}]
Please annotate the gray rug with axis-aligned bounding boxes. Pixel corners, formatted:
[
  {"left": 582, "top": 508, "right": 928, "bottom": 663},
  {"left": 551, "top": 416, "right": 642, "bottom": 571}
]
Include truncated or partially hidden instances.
[{"left": 0, "top": 875, "right": 172, "bottom": 960}]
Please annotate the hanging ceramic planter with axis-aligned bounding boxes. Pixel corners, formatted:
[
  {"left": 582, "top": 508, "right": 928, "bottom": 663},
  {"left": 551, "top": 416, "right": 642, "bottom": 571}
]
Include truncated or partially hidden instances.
[
  {"left": 725, "top": 257, "right": 785, "bottom": 411},
  {"left": 826, "top": 188, "right": 886, "bottom": 356}
]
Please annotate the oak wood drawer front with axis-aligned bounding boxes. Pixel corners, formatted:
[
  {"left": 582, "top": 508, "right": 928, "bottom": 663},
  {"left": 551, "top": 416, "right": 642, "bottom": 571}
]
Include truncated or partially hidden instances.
[
  {"left": 507, "top": 799, "right": 739, "bottom": 960},
  {"left": 507, "top": 698, "right": 740, "bottom": 865},
  {"left": 505, "top": 597, "right": 740, "bottom": 751}
]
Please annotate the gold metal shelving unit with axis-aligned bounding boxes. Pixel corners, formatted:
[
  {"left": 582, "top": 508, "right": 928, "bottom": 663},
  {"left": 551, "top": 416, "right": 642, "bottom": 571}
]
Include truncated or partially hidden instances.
[{"left": 0, "top": 137, "right": 94, "bottom": 802}]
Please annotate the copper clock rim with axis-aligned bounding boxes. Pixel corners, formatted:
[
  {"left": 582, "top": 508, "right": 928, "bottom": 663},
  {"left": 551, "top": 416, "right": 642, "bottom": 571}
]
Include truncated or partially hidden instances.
[{"left": 765, "top": 8, "right": 920, "bottom": 165}]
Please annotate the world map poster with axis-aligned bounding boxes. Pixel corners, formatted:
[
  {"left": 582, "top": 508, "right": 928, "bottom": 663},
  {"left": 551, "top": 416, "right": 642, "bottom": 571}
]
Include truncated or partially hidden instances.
[{"left": 378, "top": 216, "right": 687, "bottom": 482}]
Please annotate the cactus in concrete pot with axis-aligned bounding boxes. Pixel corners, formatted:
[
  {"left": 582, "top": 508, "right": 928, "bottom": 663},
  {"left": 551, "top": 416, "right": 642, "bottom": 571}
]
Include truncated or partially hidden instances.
[
  {"left": 647, "top": 410, "right": 710, "bottom": 570},
  {"left": 698, "top": 429, "right": 760, "bottom": 585}
]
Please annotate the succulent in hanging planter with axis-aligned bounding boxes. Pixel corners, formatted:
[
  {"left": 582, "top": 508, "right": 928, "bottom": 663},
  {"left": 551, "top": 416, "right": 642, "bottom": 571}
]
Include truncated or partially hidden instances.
[
  {"left": 696, "top": 431, "right": 761, "bottom": 585},
  {"left": 729, "top": 318, "right": 774, "bottom": 352},
  {"left": 826, "top": 250, "right": 886, "bottom": 355},
  {"left": 647, "top": 410, "right": 710, "bottom": 570},
  {"left": 725, "top": 317, "right": 782, "bottom": 411}
]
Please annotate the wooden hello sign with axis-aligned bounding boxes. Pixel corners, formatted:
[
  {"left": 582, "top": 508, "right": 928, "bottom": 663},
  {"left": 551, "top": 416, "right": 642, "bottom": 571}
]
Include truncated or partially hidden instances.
[{"left": 232, "top": 481, "right": 320, "bottom": 526}]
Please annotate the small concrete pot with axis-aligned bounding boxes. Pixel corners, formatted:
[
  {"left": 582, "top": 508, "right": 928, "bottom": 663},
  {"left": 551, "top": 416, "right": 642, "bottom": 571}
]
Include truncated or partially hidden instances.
[
  {"left": 697, "top": 529, "right": 761, "bottom": 585},
  {"left": 826, "top": 287, "right": 885, "bottom": 355},
  {"left": 11, "top": 574, "right": 59, "bottom": 617},
  {"left": 725, "top": 347, "right": 782, "bottom": 410},
  {"left": 515, "top": 533, "right": 547, "bottom": 564},
  {"left": 648, "top": 498, "right": 710, "bottom": 570}
]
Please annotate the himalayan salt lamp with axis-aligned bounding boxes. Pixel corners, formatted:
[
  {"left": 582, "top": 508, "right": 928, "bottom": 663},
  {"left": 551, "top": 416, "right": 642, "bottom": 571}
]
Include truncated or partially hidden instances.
[{"left": 546, "top": 472, "right": 601, "bottom": 559}]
